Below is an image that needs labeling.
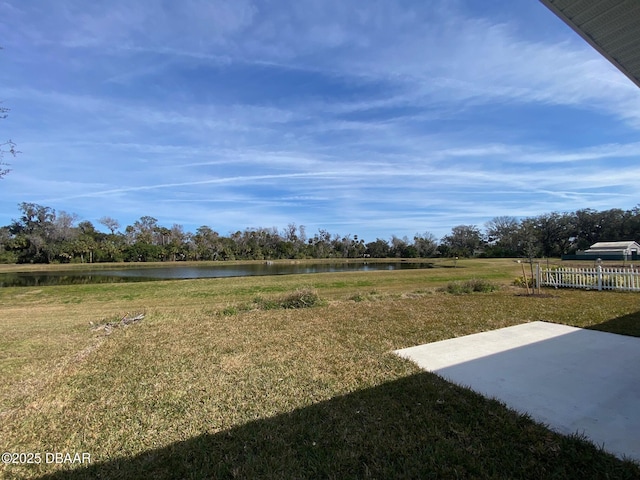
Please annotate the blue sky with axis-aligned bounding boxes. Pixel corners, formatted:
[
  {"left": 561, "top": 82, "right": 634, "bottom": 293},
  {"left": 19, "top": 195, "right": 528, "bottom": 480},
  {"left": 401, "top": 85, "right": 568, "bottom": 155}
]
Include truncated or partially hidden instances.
[{"left": 1, "top": 0, "right": 639, "bottom": 242}]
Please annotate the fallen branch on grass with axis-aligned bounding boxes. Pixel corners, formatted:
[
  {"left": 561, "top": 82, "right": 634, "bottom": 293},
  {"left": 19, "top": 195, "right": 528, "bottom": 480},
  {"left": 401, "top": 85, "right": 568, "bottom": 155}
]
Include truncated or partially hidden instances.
[
  {"left": 121, "top": 313, "right": 145, "bottom": 325},
  {"left": 90, "top": 313, "right": 145, "bottom": 335}
]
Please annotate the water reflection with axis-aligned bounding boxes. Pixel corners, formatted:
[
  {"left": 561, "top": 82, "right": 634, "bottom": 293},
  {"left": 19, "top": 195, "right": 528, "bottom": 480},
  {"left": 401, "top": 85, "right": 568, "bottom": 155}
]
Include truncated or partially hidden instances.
[
  {"left": 0, "top": 272, "right": 157, "bottom": 287},
  {"left": 0, "top": 262, "right": 434, "bottom": 287}
]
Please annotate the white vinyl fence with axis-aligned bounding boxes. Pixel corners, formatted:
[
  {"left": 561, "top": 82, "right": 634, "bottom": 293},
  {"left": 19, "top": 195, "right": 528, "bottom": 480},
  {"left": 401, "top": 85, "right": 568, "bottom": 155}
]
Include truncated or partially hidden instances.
[{"left": 538, "top": 265, "right": 640, "bottom": 292}]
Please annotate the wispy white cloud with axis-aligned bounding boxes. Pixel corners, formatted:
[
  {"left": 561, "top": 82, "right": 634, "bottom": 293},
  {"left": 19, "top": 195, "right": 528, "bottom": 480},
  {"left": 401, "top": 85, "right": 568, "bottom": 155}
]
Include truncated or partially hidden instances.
[
  {"left": 439, "top": 142, "right": 640, "bottom": 164},
  {"left": 1, "top": 0, "right": 639, "bottom": 241}
]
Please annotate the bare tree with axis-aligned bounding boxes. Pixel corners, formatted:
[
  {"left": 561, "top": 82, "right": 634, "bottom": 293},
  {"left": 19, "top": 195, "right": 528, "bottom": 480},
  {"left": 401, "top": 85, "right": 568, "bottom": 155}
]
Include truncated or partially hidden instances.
[
  {"left": 98, "top": 216, "right": 120, "bottom": 235},
  {"left": 53, "top": 211, "right": 79, "bottom": 242},
  {"left": 413, "top": 231, "right": 438, "bottom": 257},
  {"left": 1, "top": 48, "right": 18, "bottom": 178},
  {"left": 485, "top": 216, "right": 520, "bottom": 256},
  {"left": 0, "top": 103, "right": 18, "bottom": 179}
]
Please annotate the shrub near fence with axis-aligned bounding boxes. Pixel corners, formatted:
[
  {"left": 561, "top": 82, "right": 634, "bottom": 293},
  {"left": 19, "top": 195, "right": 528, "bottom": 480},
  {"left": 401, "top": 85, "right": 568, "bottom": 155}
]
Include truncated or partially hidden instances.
[{"left": 539, "top": 265, "right": 640, "bottom": 292}]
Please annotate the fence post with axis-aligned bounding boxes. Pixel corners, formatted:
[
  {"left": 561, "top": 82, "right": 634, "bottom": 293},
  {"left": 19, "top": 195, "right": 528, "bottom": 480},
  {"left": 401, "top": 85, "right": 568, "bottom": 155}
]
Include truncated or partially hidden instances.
[
  {"left": 597, "top": 265, "right": 603, "bottom": 291},
  {"left": 536, "top": 264, "right": 540, "bottom": 293}
]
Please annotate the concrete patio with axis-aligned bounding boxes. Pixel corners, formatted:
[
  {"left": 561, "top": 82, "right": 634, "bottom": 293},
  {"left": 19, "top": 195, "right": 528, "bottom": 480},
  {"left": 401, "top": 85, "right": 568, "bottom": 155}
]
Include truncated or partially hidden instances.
[{"left": 394, "top": 321, "right": 640, "bottom": 462}]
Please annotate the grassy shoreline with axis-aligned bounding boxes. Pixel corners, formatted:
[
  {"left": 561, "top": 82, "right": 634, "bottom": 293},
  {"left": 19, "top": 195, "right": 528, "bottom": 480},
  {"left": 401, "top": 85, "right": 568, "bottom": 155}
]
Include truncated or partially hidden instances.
[{"left": 2, "top": 260, "right": 639, "bottom": 478}]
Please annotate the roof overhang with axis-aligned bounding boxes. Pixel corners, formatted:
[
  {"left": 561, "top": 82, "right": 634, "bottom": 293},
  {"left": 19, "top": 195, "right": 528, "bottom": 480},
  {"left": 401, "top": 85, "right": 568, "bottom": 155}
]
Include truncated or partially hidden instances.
[{"left": 540, "top": 0, "right": 640, "bottom": 88}]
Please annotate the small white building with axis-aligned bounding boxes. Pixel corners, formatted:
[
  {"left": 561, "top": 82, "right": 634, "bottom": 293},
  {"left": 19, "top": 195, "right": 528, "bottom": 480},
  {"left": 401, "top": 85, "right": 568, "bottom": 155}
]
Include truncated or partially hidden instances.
[{"left": 584, "top": 241, "right": 640, "bottom": 259}]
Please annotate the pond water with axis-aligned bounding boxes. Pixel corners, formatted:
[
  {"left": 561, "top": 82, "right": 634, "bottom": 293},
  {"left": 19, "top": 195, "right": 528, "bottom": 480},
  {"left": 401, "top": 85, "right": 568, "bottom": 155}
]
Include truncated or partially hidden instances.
[{"left": 0, "top": 262, "right": 435, "bottom": 287}]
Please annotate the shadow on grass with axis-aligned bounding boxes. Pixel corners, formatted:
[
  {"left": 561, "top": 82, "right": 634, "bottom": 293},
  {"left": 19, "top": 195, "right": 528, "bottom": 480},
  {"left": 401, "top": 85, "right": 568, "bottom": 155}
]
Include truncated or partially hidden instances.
[
  {"left": 34, "top": 372, "right": 638, "bottom": 480},
  {"left": 587, "top": 310, "right": 640, "bottom": 338}
]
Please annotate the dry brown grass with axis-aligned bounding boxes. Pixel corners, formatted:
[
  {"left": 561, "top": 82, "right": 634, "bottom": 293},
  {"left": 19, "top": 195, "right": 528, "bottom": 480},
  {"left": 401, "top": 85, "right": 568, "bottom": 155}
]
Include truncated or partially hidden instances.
[{"left": 1, "top": 259, "right": 639, "bottom": 478}]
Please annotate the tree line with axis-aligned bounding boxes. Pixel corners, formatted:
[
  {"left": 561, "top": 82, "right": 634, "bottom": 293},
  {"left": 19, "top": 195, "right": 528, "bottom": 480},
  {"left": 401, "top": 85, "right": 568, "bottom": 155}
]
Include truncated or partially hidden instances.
[{"left": 1, "top": 202, "right": 639, "bottom": 264}]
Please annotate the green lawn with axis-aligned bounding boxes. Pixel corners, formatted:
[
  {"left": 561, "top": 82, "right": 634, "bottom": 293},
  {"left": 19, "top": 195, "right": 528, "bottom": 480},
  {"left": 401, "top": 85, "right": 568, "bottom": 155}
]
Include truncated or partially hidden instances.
[{"left": 1, "top": 259, "right": 639, "bottom": 479}]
